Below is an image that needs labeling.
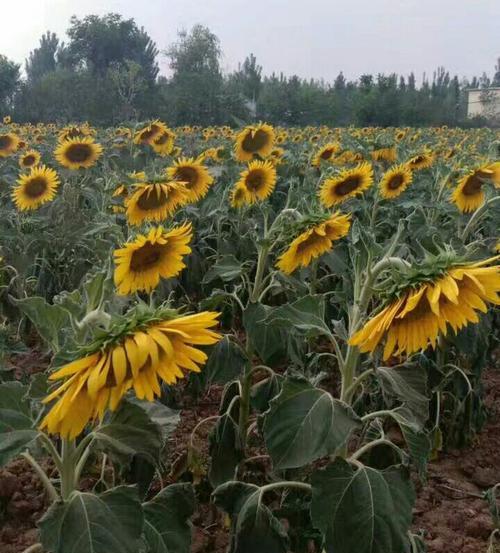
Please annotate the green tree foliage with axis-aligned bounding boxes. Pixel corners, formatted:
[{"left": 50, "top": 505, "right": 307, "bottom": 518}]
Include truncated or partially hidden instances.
[
  {"left": 0, "top": 55, "right": 20, "bottom": 112},
  {"left": 25, "top": 32, "right": 62, "bottom": 83}
]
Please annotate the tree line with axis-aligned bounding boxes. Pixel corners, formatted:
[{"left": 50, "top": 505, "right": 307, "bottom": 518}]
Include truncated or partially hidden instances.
[{"left": 0, "top": 13, "right": 499, "bottom": 127}]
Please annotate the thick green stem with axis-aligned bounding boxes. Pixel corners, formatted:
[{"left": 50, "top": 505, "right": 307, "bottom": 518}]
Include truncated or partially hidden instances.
[
  {"left": 250, "top": 244, "right": 270, "bottom": 303},
  {"left": 350, "top": 437, "right": 405, "bottom": 461},
  {"left": 460, "top": 195, "right": 500, "bottom": 241},
  {"left": 60, "top": 439, "right": 77, "bottom": 501}
]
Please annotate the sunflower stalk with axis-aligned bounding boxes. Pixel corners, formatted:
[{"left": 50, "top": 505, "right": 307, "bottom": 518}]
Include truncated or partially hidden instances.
[{"left": 460, "top": 195, "right": 500, "bottom": 241}]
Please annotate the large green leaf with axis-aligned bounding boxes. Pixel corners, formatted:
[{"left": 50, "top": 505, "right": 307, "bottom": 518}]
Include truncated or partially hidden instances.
[
  {"left": 263, "top": 377, "right": 361, "bottom": 469},
  {"left": 311, "top": 459, "right": 415, "bottom": 553},
  {"left": 92, "top": 400, "right": 163, "bottom": 465},
  {"left": 143, "top": 483, "right": 195, "bottom": 553},
  {"left": 0, "top": 381, "right": 38, "bottom": 466},
  {"left": 243, "top": 303, "right": 287, "bottom": 364},
  {"left": 203, "top": 255, "right": 243, "bottom": 284},
  {"left": 10, "top": 295, "right": 73, "bottom": 352},
  {"left": 213, "top": 481, "right": 289, "bottom": 553},
  {"left": 208, "top": 412, "right": 243, "bottom": 487},
  {"left": 204, "top": 335, "right": 249, "bottom": 385},
  {"left": 39, "top": 486, "right": 143, "bottom": 553},
  {"left": 262, "top": 295, "right": 332, "bottom": 338}
]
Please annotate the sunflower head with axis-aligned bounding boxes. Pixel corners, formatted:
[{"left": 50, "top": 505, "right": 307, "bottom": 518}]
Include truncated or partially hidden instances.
[
  {"left": 406, "top": 151, "right": 435, "bottom": 171},
  {"left": 40, "top": 304, "right": 221, "bottom": 438},
  {"left": 234, "top": 123, "right": 275, "bottom": 162},
  {"left": 379, "top": 164, "right": 413, "bottom": 199},
  {"left": 134, "top": 120, "right": 168, "bottom": 145},
  {"left": 451, "top": 164, "right": 497, "bottom": 213},
  {"left": 125, "top": 181, "right": 188, "bottom": 226},
  {"left": 19, "top": 149, "right": 41, "bottom": 169},
  {"left": 12, "top": 165, "right": 60, "bottom": 211},
  {"left": 151, "top": 128, "right": 176, "bottom": 156},
  {"left": 166, "top": 157, "right": 214, "bottom": 202},
  {"left": 312, "top": 142, "right": 341, "bottom": 167},
  {"left": 319, "top": 162, "right": 374, "bottom": 207},
  {"left": 54, "top": 137, "right": 103, "bottom": 170},
  {"left": 0, "top": 133, "right": 20, "bottom": 157},
  {"left": 114, "top": 223, "right": 193, "bottom": 295},
  {"left": 233, "top": 159, "right": 277, "bottom": 205}
]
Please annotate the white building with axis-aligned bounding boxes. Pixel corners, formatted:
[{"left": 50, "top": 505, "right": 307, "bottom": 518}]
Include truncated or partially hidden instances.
[{"left": 467, "top": 87, "right": 500, "bottom": 120}]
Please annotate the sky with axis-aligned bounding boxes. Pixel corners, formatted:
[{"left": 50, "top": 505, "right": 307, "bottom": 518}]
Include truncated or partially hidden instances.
[{"left": 1, "top": 0, "right": 498, "bottom": 83}]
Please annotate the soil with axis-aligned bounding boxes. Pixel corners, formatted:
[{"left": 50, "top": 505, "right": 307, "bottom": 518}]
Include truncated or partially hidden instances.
[{"left": 1, "top": 369, "right": 499, "bottom": 553}]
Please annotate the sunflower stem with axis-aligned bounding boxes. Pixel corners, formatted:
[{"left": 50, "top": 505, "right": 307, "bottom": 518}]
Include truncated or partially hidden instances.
[
  {"left": 460, "top": 195, "right": 500, "bottom": 241},
  {"left": 60, "top": 439, "right": 77, "bottom": 501}
]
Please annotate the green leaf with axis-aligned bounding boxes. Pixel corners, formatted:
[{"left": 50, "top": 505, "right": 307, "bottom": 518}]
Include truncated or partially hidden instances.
[
  {"left": 204, "top": 335, "right": 249, "bottom": 386},
  {"left": 243, "top": 303, "right": 287, "bottom": 364},
  {"left": 399, "top": 425, "right": 431, "bottom": 478},
  {"left": 263, "top": 377, "right": 361, "bottom": 469},
  {"left": 143, "top": 483, "right": 195, "bottom": 553},
  {"left": 213, "top": 482, "right": 289, "bottom": 553},
  {"left": 250, "top": 373, "right": 283, "bottom": 413},
  {"left": 311, "top": 459, "right": 415, "bottom": 553},
  {"left": 129, "top": 398, "right": 180, "bottom": 441},
  {"left": 0, "top": 382, "right": 38, "bottom": 466},
  {"left": 92, "top": 400, "right": 163, "bottom": 465},
  {"left": 203, "top": 255, "right": 243, "bottom": 284},
  {"left": 377, "top": 364, "right": 429, "bottom": 424},
  {"left": 39, "top": 486, "right": 143, "bottom": 553},
  {"left": 9, "top": 296, "right": 73, "bottom": 352},
  {"left": 209, "top": 412, "right": 243, "bottom": 488},
  {"left": 262, "top": 295, "right": 332, "bottom": 338}
]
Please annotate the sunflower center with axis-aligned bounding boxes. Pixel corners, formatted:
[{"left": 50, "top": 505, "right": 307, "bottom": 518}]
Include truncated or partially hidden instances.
[
  {"left": 0, "top": 136, "right": 12, "bottom": 150},
  {"left": 137, "top": 187, "right": 168, "bottom": 210},
  {"left": 130, "top": 242, "right": 165, "bottom": 271},
  {"left": 241, "top": 129, "right": 270, "bottom": 153},
  {"left": 335, "top": 176, "right": 361, "bottom": 196},
  {"left": 65, "top": 143, "right": 92, "bottom": 163},
  {"left": 296, "top": 231, "right": 326, "bottom": 255},
  {"left": 320, "top": 149, "right": 334, "bottom": 160},
  {"left": 139, "top": 126, "right": 160, "bottom": 142},
  {"left": 245, "top": 170, "right": 265, "bottom": 191},
  {"left": 462, "top": 174, "right": 483, "bottom": 196},
  {"left": 410, "top": 156, "right": 425, "bottom": 166},
  {"left": 387, "top": 174, "right": 405, "bottom": 190},
  {"left": 154, "top": 133, "right": 170, "bottom": 145},
  {"left": 25, "top": 177, "right": 48, "bottom": 198},
  {"left": 23, "top": 155, "right": 36, "bottom": 166},
  {"left": 174, "top": 167, "right": 198, "bottom": 189}
]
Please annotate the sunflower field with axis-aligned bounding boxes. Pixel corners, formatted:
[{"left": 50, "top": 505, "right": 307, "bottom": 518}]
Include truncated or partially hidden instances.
[{"left": 0, "top": 117, "right": 499, "bottom": 553}]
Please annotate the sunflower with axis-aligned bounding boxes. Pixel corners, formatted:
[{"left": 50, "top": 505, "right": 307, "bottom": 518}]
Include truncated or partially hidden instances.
[
  {"left": 151, "top": 129, "right": 176, "bottom": 156},
  {"left": 166, "top": 157, "right": 214, "bottom": 202},
  {"left": 114, "top": 224, "right": 192, "bottom": 295},
  {"left": 0, "top": 133, "right": 20, "bottom": 157},
  {"left": 134, "top": 120, "right": 168, "bottom": 145},
  {"left": 349, "top": 257, "right": 500, "bottom": 360},
  {"left": 125, "top": 182, "right": 188, "bottom": 226},
  {"left": 379, "top": 164, "right": 413, "bottom": 199},
  {"left": 319, "top": 162, "right": 374, "bottom": 207},
  {"left": 54, "top": 137, "right": 103, "bottom": 170},
  {"left": 230, "top": 183, "right": 251, "bottom": 208},
  {"left": 452, "top": 165, "right": 497, "bottom": 213},
  {"left": 406, "top": 151, "right": 435, "bottom": 171},
  {"left": 19, "top": 149, "right": 41, "bottom": 169},
  {"left": 234, "top": 123, "right": 275, "bottom": 162},
  {"left": 276, "top": 212, "right": 351, "bottom": 274},
  {"left": 312, "top": 142, "right": 341, "bottom": 167},
  {"left": 232, "top": 160, "right": 277, "bottom": 205},
  {"left": 371, "top": 147, "right": 397, "bottom": 163},
  {"left": 3, "top": 116, "right": 11, "bottom": 124},
  {"left": 40, "top": 309, "right": 221, "bottom": 438},
  {"left": 12, "top": 165, "right": 60, "bottom": 211}
]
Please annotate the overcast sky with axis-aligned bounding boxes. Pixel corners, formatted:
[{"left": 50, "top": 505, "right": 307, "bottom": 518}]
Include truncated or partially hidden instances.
[{"left": 2, "top": 0, "right": 498, "bottom": 82}]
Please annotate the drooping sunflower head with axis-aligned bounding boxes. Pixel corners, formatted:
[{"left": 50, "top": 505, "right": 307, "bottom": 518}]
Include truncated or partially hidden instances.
[
  {"left": 12, "top": 165, "right": 60, "bottom": 211},
  {"left": 151, "top": 128, "right": 176, "bottom": 156},
  {"left": 19, "top": 149, "right": 41, "bottom": 169},
  {"left": 230, "top": 182, "right": 251, "bottom": 208},
  {"left": 166, "top": 157, "right": 214, "bottom": 202},
  {"left": 40, "top": 305, "right": 221, "bottom": 438},
  {"left": 276, "top": 212, "right": 351, "bottom": 274},
  {"left": 134, "top": 120, "right": 168, "bottom": 145},
  {"left": 406, "top": 150, "right": 435, "bottom": 171},
  {"left": 319, "top": 162, "right": 374, "bottom": 207},
  {"left": 54, "top": 137, "right": 103, "bottom": 170},
  {"left": 233, "top": 159, "right": 277, "bottom": 205},
  {"left": 451, "top": 164, "right": 497, "bottom": 213},
  {"left": 349, "top": 252, "right": 500, "bottom": 360},
  {"left": 0, "top": 133, "right": 20, "bottom": 157},
  {"left": 114, "top": 223, "right": 193, "bottom": 295},
  {"left": 379, "top": 164, "right": 413, "bottom": 199},
  {"left": 371, "top": 146, "right": 397, "bottom": 163},
  {"left": 312, "top": 142, "right": 341, "bottom": 167},
  {"left": 125, "top": 181, "right": 189, "bottom": 226},
  {"left": 234, "top": 123, "right": 275, "bottom": 162}
]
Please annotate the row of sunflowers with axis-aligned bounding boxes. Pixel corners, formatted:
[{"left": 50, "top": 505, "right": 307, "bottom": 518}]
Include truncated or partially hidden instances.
[{"left": 0, "top": 117, "right": 499, "bottom": 553}]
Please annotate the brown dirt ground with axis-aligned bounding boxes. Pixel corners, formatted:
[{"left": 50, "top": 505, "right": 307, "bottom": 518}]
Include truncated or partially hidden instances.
[{"left": 1, "top": 369, "right": 499, "bottom": 553}]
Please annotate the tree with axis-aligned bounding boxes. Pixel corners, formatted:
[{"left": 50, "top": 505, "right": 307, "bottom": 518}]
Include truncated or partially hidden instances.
[
  {"left": 0, "top": 55, "right": 20, "bottom": 111},
  {"left": 25, "top": 32, "right": 60, "bottom": 82},
  {"left": 66, "top": 13, "right": 159, "bottom": 83},
  {"left": 165, "top": 25, "right": 225, "bottom": 124},
  {"left": 492, "top": 57, "right": 500, "bottom": 86}
]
